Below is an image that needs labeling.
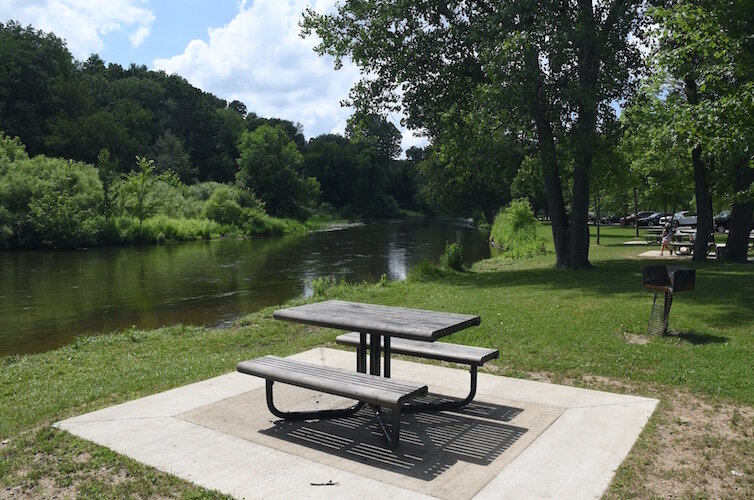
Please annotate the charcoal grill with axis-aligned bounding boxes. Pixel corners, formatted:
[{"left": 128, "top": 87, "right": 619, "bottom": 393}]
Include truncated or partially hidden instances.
[{"left": 642, "top": 266, "right": 696, "bottom": 335}]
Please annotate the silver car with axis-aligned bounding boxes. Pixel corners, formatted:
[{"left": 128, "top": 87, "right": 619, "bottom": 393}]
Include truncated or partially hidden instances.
[{"left": 660, "top": 210, "right": 697, "bottom": 228}]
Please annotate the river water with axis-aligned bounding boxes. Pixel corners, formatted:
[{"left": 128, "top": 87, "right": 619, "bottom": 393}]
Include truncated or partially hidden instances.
[{"left": 0, "top": 218, "right": 490, "bottom": 355}]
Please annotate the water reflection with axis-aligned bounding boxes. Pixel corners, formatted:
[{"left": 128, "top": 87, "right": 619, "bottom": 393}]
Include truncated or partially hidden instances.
[{"left": 0, "top": 218, "right": 489, "bottom": 355}]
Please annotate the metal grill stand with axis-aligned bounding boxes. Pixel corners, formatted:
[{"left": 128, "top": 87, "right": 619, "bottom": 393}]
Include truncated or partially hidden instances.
[{"left": 642, "top": 266, "right": 695, "bottom": 335}]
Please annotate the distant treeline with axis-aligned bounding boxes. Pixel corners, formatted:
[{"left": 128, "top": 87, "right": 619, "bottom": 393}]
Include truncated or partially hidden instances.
[{"left": 0, "top": 21, "right": 425, "bottom": 233}]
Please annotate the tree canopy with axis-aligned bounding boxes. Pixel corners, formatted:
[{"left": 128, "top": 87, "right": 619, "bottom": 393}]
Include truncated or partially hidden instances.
[{"left": 302, "top": 0, "right": 650, "bottom": 268}]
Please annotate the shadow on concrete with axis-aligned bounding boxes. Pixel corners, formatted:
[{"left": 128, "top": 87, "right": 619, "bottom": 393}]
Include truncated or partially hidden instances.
[{"left": 260, "top": 395, "right": 526, "bottom": 481}]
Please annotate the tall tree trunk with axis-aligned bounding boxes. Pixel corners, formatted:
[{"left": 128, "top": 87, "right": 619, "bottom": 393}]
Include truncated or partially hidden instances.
[
  {"left": 569, "top": 0, "right": 599, "bottom": 269},
  {"left": 525, "top": 46, "right": 570, "bottom": 268},
  {"left": 684, "top": 77, "right": 714, "bottom": 261},
  {"left": 725, "top": 158, "right": 754, "bottom": 262}
]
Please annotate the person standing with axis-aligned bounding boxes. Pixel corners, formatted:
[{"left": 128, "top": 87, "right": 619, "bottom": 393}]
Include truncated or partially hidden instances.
[{"left": 660, "top": 222, "right": 673, "bottom": 256}]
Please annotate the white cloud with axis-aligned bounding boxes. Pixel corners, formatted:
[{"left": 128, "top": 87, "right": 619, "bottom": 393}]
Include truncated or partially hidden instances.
[
  {"left": 154, "top": 0, "right": 425, "bottom": 152},
  {"left": 0, "top": 0, "right": 154, "bottom": 57}
]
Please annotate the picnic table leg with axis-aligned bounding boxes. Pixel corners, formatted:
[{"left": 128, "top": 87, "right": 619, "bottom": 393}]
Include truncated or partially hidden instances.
[
  {"left": 383, "top": 336, "right": 391, "bottom": 378},
  {"left": 357, "top": 332, "right": 367, "bottom": 373},
  {"left": 369, "top": 332, "right": 381, "bottom": 376},
  {"left": 264, "top": 380, "right": 365, "bottom": 420},
  {"left": 371, "top": 405, "right": 403, "bottom": 449},
  {"left": 404, "top": 366, "right": 478, "bottom": 414}
]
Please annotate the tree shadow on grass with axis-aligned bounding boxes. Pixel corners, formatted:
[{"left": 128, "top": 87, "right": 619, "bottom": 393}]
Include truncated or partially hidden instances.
[
  {"left": 667, "top": 331, "right": 730, "bottom": 345},
  {"left": 422, "top": 257, "right": 754, "bottom": 329}
]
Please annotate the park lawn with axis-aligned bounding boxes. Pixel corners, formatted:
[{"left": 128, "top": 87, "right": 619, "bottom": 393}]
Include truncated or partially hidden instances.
[{"left": 0, "top": 225, "right": 752, "bottom": 498}]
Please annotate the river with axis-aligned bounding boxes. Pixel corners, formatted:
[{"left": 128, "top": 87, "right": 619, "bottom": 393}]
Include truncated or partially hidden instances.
[{"left": 0, "top": 218, "right": 490, "bottom": 355}]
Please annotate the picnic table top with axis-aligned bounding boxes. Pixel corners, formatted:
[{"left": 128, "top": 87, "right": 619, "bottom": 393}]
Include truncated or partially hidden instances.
[{"left": 273, "top": 299, "right": 481, "bottom": 342}]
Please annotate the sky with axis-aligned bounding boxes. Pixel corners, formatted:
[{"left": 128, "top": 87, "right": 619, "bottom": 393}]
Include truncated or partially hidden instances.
[{"left": 0, "top": 0, "right": 427, "bottom": 152}]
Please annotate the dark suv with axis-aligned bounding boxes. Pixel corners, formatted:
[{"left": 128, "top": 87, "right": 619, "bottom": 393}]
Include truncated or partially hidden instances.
[{"left": 714, "top": 210, "right": 731, "bottom": 233}]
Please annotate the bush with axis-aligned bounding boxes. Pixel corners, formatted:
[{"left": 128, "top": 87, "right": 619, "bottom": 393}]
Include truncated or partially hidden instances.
[
  {"left": 115, "top": 216, "right": 226, "bottom": 244},
  {"left": 203, "top": 186, "right": 245, "bottom": 226},
  {"left": 407, "top": 259, "right": 448, "bottom": 282},
  {"left": 440, "top": 241, "right": 465, "bottom": 271},
  {"left": 0, "top": 155, "right": 103, "bottom": 248},
  {"left": 309, "top": 276, "right": 349, "bottom": 298},
  {"left": 490, "top": 199, "right": 550, "bottom": 259}
]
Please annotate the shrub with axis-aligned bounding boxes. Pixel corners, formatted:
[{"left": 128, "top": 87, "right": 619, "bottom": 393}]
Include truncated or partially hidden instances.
[
  {"left": 0, "top": 155, "right": 103, "bottom": 248},
  {"left": 115, "top": 216, "right": 223, "bottom": 244},
  {"left": 407, "top": 259, "right": 448, "bottom": 282},
  {"left": 440, "top": 241, "right": 465, "bottom": 271},
  {"left": 490, "top": 199, "right": 550, "bottom": 259},
  {"left": 203, "top": 186, "right": 245, "bottom": 226},
  {"left": 309, "top": 276, "right": 349, "bottom": 298}
]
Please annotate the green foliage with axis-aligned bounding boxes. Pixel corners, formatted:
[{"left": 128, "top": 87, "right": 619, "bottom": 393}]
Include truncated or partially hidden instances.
[
  {"left": 236, "top": 125, "right": 319, "bottom": 218},
  {"left": 203, "top": 185, "right": 246, "bottom": 225},
  {"left": 150, "top": 130, "right": 196, "bottom": 183},
  {"left": 510, "top": 156, "right": 547, "bottom": 216},
  {"left": 0, "top": 132, "right": 29, "bottom": 164},
  {"left": 439, "top": 242, "right": 464, "bottom": 271},
  {"left": 406, "top": 259, "right": 449, "bottom": 282},
  {"left": 0, "top": 135, "right": 313, "bottom": 248},
  {"left": 126, "top": 216, "right": 225, "bottom": 243},
  {"left": 120, "top": 156, "right": 157, "bottom": 235},
  {"left": 490, "top": 199, "right": 550, "bottom": 259},
  {"left": 309, "top": 276, "right": 349, "bottom": 298},
  {"left": 345, "top": 112, "right": 401, "bottom": 161},
  {"left": 302, "top": 1, "right": 650, "bottom": 268},
  {"left": 0, "top": 155, "right": 103, "bottom": 248},
  {"left": 96, "top": 148, "right": 119, "bottom": 221}
]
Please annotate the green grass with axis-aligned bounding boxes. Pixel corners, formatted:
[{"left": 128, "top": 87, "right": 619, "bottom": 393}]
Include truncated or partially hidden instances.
[{"left": 1, "top": 224, "right": 752, "bottom": 497}]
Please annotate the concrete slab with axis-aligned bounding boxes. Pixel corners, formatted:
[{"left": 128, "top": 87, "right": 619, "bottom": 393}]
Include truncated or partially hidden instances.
[{"left": 55, "top": 348, "right": 658, "bottom": 499}]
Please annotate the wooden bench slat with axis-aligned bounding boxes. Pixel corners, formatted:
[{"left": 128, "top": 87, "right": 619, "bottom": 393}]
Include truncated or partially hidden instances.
[
  {"left": 237, "top": 355, "right": 427, "bottom": 408},
  {"left": 335, "top": 332, "right": 499, "bottom": 366}
]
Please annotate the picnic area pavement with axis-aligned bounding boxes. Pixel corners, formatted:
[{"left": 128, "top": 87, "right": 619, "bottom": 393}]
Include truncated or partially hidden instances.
[{"left": 55, "top": 348, "right": 657, "bottom": 499}]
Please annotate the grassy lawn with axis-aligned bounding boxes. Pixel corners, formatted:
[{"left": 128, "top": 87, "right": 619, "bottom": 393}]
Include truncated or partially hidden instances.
[{"left": 1, "top": 225, "right": 752, "bottom": 498}]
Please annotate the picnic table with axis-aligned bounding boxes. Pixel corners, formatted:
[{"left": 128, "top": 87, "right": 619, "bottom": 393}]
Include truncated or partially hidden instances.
[
  {"left": 237, "top": 300, "right": 496, "bottom": 447},
  {"left": 273, "top": 300, "right": 481, "bottom": 377},
  {"left": 645, "top": 228, "right": 664, "bottom": 244},
  {"left": 670, "top": 230, "right": 717, "bottom": 256}
]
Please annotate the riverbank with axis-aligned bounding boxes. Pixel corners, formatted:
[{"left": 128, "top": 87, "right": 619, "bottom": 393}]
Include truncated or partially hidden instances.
[{"left": 1, "top": 226, "right": 752, "bottom": 497}]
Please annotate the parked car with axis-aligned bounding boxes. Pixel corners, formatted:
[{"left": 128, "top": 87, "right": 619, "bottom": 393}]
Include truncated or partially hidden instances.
[
  {"left": 620, "top": 211, "right": 654, "bottom": 226},
  {"left": 637, "top": 212, "right": 667, "bottom": 227},
  {"left": 598, "top": 213, "right": 621, "bottom": 224},
  {"left": 714, "top": 210, "right": 731, "bottom": 233},
  {"left": 661, "top": 210, "right": 697, "bottom": 228}
]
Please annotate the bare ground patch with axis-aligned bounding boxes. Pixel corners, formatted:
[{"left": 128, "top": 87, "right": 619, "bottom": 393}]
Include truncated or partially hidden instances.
[
  {"left": 483, "top": 368, "right": 753, "bottom": 498},
  {"left": 586, "top": 381, "right": 753, "bottom": 498}
]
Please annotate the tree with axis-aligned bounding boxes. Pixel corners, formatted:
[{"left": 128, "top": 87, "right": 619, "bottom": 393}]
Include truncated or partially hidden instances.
[
  {"left": 304, "top": 133, "right": 359, "bottom": 208},
  {"left": 651, "top": 1, "right": 754, "bottom": 261},
  {"left": 0, "top": 21, "right": 75, "bottom": 155},
  {"left": 236, "top": 125, "right": 319, "bottom": 218},
  {"left": 150, "top": 130, "right": 196, "bottom": 183},
  {"left": 228, "top": 100, "right": 248, "bottom": 117},
  {"left": 302, "top": 1, "right": 648, "bottom": 269},
  {"left": 345, "top": 112, "right": 401, "bottom": 162},
  {"left": 96, "top": 148, "right": 119, "bottom": 221},
  {"left": 122, "top": 156, "right": 158, "bottom": 235}
]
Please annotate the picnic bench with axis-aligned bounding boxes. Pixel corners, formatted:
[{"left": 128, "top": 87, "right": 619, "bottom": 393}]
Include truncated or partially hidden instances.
[
  {"left": 335, "top": 332, "right": 498, "bottom": 412},
  {"left": 644, "top": 228, "right": 663, "bottom": 244},
  {"left": 237, "top": 356, "right": 427, "bottom": 448},
  {"left": 670, "top": 230, "right": 717, "bottom": 256},
  {"left": 236, "top": 300, "right": 492, "bottom": 448}
]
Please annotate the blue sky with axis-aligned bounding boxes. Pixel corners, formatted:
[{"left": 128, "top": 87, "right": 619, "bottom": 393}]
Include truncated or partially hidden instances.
[
  {"left": 98, "top": 1, "right": 241, "bottom": 68},
  {"left": 0, "top": 0, "right": 426, "bottom": 150}
]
